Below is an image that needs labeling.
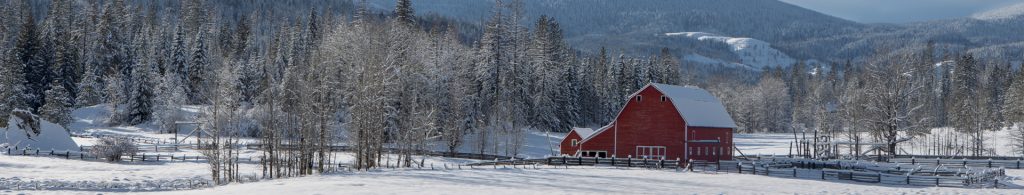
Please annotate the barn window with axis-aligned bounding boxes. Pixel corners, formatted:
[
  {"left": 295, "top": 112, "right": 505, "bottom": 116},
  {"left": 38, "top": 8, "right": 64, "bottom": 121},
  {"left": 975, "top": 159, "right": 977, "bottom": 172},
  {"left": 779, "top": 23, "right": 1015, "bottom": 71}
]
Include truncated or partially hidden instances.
[
  {"left": 661, "top": 95, "right": 667, "bottom": 102},
  {"left": 636, "top": 95, "right": 642, "bottom": 102},
  {"left": 635, "top": 146, "right": 666, "bottom": 159},
  {"left": 571, "top": 139, "right": 578, "bottom": 147}
]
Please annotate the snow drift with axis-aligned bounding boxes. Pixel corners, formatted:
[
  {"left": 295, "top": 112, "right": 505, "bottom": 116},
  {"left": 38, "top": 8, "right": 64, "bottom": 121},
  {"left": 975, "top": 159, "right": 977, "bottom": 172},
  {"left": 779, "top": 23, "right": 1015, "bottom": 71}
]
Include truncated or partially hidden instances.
[{"left": 1, "top": 109, "right": 79, "bottom": 151}]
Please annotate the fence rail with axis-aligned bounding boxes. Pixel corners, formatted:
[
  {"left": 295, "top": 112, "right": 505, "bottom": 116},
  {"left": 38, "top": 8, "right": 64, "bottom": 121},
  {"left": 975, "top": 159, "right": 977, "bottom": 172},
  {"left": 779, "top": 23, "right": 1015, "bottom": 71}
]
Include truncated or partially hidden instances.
[
  {"left": 690, "top": 160, "right": 1010, "bottom": 188},
  {"left": 889, "top": 158, "right": 1024, "bottom": 169}
]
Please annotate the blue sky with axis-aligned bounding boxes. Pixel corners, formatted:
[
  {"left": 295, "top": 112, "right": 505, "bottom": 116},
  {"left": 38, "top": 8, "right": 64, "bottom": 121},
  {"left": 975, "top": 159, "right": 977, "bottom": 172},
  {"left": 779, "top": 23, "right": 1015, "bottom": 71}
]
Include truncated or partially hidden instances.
[{"left": 780, "top": 0, "right": 1024, "bottom": 23}]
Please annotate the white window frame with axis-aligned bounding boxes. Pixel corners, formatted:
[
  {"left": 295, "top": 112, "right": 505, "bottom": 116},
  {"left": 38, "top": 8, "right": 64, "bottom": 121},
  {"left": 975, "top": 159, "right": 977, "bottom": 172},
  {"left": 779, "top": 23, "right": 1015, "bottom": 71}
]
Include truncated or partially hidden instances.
[
  {"left": 571, "top": 139, "right": 578, "bottom": 147},
  {"left": 636, "top": 146, "right": 666, "bottom": 159}
]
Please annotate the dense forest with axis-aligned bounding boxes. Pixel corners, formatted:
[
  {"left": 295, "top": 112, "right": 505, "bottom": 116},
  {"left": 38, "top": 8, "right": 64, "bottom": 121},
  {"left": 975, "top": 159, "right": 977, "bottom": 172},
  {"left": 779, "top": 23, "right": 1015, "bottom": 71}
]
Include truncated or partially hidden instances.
[{"left": 1, "top": 0, "right": 1024, "bottom": 184}]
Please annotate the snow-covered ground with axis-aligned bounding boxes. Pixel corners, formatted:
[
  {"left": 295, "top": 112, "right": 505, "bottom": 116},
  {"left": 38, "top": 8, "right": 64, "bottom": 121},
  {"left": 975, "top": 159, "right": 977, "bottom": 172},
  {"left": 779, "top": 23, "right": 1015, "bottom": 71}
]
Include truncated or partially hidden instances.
[
  {"left": 734, "top": 133, "right": 793, "bottom": 155},
  {"left": 11, "top": 167, "right": 1019, "bottom": 195},
  {"left": 4, "top": 104, "right": 1024, "bottom": 194}
]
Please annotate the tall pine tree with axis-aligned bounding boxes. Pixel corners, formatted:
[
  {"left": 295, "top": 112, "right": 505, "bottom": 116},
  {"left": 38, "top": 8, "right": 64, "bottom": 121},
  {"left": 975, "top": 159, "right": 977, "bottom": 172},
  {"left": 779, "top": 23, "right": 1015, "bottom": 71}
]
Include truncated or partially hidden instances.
[
  {"left": 189, "top": 31, "right": 209, "bottom": 104},
  {"left": 15, "top": 11, "right": 48, "bottom": 113},
  {"left": 40, "top": 79, "right": 72, "bottom": 129}
]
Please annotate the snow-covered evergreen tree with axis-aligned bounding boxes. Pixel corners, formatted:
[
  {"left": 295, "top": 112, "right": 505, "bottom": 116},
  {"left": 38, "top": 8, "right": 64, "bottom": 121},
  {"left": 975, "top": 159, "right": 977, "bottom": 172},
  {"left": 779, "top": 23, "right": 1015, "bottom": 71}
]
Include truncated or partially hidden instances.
[
  {"left": 104, "top": 73, "right": 127, "bottom": 125},
  {"left": 951, "top": 54, "right": 985, "bottom": 156},
  {"left": 394, "top": 0, "right": 415, "bottom": 26},
  {"left": 1004, "top": 68, "right": 1024, "bottom": 157},
  {"left": 171, "top": 26, "right": 190, "bottom": 93},
  {"left": 189, "top": 31, "right": 209, "bottom": 104},
  {"left": 155, "top": 71, "right": 187, "bottom": 133},
  {"left": 125, "top": 62, "right": 155, "bottom": 125},
  {"left": 40, "top": 79, "right": 73, "bottom": 129},
  {"left": 0, "top": 48, "right": 28, "bottom": 127},
  {"left": 75, "top": 65, "right": 103, "bottom": 107},
  {"left": 14, "top": 11, "right": 48, "bottom": 113}
]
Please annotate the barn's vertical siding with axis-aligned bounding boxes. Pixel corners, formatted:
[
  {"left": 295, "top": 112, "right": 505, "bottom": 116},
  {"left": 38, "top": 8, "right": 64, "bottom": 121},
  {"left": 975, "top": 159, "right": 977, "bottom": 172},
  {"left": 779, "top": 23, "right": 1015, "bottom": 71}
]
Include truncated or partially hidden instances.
[
  {"left": 560, "top": 84, "right": 735, "bottom": 162},
  {"left": 559, "top": 131, "right": 583, "bottom": 156},
  {"left": 686, "top": 127, "right": 734, "bottom": 161}
]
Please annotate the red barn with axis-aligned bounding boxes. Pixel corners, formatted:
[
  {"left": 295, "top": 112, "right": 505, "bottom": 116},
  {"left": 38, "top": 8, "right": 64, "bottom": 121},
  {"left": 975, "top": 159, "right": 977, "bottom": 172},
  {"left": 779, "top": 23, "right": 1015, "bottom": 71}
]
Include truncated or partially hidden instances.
[{"left": 560, "top": 83, "right": 737, "bottom": 162}]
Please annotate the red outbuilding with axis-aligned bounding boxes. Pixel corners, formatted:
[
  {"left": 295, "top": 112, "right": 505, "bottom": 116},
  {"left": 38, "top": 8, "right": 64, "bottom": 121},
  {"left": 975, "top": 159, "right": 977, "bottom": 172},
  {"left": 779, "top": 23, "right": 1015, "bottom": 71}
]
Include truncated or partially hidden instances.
[{"left": 560, "top": 83, "right": 737, "bottom": 162}]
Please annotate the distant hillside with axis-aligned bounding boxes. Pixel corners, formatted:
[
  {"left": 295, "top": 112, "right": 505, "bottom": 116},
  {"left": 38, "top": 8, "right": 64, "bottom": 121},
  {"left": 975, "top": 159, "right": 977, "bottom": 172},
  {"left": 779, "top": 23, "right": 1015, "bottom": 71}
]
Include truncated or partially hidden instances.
[{"left": 368, "top": 0, "right": 1024, "bottom": 70}]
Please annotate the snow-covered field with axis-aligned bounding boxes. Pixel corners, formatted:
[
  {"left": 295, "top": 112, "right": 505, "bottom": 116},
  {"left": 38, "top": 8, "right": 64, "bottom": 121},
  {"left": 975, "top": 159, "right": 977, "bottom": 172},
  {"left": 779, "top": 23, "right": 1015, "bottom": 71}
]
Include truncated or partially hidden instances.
[
  {"left": 3, "top": 105, "right": 1023, "bottom": 194},
  {"left": 11, "top": 167, "right": 1022, "bottom": 195}
]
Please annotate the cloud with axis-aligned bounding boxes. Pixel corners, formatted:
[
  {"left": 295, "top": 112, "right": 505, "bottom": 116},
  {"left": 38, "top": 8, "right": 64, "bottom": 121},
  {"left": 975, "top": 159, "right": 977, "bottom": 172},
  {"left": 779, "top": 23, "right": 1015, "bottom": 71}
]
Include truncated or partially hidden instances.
[{"left": 780, "top": 0, "right": 1024, "bottom": 23}]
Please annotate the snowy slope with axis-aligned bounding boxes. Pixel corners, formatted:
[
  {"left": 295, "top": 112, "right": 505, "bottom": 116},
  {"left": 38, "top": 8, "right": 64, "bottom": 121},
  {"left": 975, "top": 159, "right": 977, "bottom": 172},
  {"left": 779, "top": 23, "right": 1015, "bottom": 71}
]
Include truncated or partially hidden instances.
[
  {"left": 667, "top": 32, "right": 797, "bottom": 70},
  {"left": 1, "top": 111, "right": 79, "bottom": 151},
  {"left": 972, "top": 3, "right": 1024, "bottom": 20}
]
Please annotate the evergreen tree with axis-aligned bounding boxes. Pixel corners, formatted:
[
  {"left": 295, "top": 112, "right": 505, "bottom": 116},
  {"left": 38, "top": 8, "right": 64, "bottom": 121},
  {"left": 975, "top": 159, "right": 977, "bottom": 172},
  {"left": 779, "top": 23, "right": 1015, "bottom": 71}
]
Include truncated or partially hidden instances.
[
  {"left": 189, "top": 31, "right": 209, "bottom": 104},
  {"left": 15, "top": 11, "right": 48, "bottom": 113},
  {"left": 126, "top": 62, "right": 155, "bottom": 125},
  {"left": 0, "top": 49, "right": 28, "bottom": 127},
  {"left": 155, "top": 70, "right": 187, "bottom": 133},
  {"left": 171, "top": 27, "right": 190, "bottom": 92},
  {"left": 76, "top": 65, "right": 103, "bottom": 107},
  {"left": 40, "top": 79, "right": 73, "bottom": 129},
  {"left": 394, "top": 0, "right": 415, "bottom": 26},
  {"left": 657, "top": 48, "right": 681, "bottom": 85},
  {"left": 1006, "top": 69, "right": 1024, "bottom": 157},
  {"left": 951, "top": 54, "right": 984, "bottom": 156}
]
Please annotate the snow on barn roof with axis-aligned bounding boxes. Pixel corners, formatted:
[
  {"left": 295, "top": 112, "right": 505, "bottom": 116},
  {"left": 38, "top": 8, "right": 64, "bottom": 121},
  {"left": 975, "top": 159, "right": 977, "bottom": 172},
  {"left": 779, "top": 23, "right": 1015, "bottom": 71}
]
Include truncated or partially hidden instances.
[
  {"left": 572, "top": 127, "right": 596, "bottom": 138},
  {"left": 648, "top": 83, "right": 738, "bottom": 128},
  {"left": 571, "top": 125, "right": 611, "bottom": 140}
]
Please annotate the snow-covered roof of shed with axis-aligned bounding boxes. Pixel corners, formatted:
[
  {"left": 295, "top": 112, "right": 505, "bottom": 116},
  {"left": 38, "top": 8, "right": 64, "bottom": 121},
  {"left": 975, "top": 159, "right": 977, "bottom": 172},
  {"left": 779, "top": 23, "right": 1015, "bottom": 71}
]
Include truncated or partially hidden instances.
[
  {"left": 648, "top": 83, "right": 737, "bottom": 128},
  {"left": 571, "top": 127, "right": 596, "bottom": 139},
  {"left": 572, "top": 125, "right": 610, "bottom": 141}
]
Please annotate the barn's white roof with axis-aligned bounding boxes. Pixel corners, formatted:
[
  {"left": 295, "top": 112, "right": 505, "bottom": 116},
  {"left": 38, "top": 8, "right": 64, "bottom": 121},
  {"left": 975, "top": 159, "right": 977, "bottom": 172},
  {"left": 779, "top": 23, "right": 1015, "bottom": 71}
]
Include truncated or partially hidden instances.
[{"left": 648, "top": 83, "right": 737, "bottom": 128}]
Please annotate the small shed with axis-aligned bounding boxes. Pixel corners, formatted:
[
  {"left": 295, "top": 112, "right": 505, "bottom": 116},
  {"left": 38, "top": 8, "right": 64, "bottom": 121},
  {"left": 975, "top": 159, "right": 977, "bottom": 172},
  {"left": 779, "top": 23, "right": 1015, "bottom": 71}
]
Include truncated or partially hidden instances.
[{"left": 560, "top": 83, "right": 737, "bottom": 162}]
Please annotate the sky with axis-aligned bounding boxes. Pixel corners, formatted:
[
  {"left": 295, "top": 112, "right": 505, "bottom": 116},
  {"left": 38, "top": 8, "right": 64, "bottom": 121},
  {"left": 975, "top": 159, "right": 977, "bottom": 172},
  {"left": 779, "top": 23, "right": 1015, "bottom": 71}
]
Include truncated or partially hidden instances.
[{"left": 780, "top": 0, "right": 1024, "bottom": 23}]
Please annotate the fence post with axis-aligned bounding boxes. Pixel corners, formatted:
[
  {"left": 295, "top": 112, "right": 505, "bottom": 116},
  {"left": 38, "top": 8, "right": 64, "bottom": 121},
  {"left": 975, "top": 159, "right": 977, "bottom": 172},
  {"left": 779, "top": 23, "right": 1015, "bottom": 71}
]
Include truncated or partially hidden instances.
[
  {"left": 935, "top": 177, "right": 939, "bottom": 186},
  {"left": 578, "top": 156, "right": 582, "bottom": 165},
  {"left": 906, "top": 176, "right": 910, "bottom": 185},
  {"left": 65, "top": 151, "right": 69, "bottom": 159},
  {"left": 821, "top": 170, "right": 825, "bottom": 180},
  {"left": 611, "top": 157, "right": 616, "bottom": 166},
  {"left": 628, "top": 158, "right": 632, "bottom": 167},
  {"left": 793, "top": 169, "right": 797, "bottom": 177},
  {"left": 988, "top": 160, "right": 992, "bottom": 168}
]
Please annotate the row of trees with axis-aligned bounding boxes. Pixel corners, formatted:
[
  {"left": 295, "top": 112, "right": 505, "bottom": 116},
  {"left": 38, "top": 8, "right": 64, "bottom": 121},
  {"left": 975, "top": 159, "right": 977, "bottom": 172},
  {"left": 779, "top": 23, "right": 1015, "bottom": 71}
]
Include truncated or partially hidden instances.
[
  {"left": 710, "top": 42, "right": 1024, "bottom": 157},
  {"left": 0, "top": 0, "right": 684, "bottom": 182}
]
